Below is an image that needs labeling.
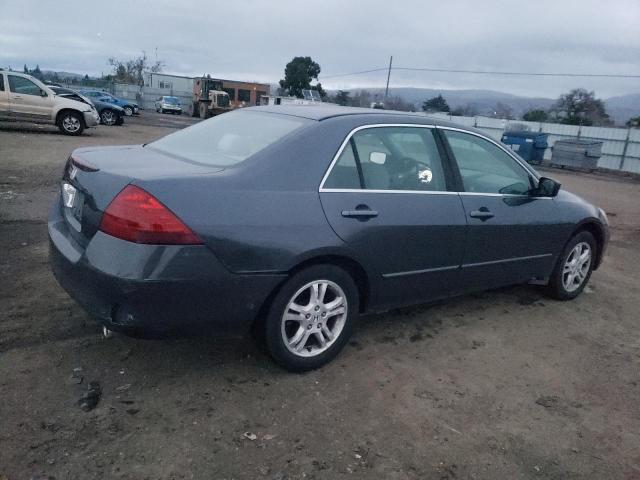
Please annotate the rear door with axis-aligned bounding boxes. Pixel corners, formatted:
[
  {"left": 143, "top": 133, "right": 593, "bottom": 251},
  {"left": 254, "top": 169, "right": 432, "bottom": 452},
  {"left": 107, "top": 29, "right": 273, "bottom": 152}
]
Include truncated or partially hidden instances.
[
  {"left": 7, "top": 74, "right": 53, "bottom": 119},
  {"left": 320, "top": 125, "right": 468, "bottom": 310},
  {"left": 439, "top": 128, "right": 564, "bottom": 290}
]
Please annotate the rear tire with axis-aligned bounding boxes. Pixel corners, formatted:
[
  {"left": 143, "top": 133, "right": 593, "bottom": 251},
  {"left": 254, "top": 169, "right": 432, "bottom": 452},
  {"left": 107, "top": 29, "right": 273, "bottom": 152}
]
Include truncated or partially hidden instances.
[
  {"left": 264, "top": 265, "right": 358, "bottom": 372},
  {"left": 58, "top": 111, "right": 84, "bottom": 136},
  {"left": 546, "top": 231, "right": 596, "bottom": 300}
]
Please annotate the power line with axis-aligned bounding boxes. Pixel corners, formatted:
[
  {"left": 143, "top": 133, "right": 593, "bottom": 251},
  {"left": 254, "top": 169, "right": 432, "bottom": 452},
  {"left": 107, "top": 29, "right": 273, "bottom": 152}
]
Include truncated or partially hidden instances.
[
  {"left": 320, "top": 66, "right": 640, "bottom": 80},
  {"left": 394, "top": 66, "right": 640, "bottom": 78},
  {"left": 319, "top": 67, "right": 388, "bottom": 79}
]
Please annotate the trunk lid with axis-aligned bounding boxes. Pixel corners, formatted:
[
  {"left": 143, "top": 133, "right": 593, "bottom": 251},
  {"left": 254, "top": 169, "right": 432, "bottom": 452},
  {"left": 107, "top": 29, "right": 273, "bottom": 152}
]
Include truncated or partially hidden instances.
[{"left": 61, "top": 145, "right": 223, "bottom": 246}]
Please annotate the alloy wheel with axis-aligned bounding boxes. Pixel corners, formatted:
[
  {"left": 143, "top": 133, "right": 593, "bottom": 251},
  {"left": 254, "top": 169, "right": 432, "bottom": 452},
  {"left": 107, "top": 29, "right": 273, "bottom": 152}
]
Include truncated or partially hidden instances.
[
  {"left": 62, "top": 115, "right": 81, "bottom": 133},
  {"left": 562, "top": 241, "right": 591, "bottom": 292},
  {"left": 101, "top": 110, "right": 116, "bottom": 126},
  {"left": 281, "top": 280, "right": 347, "bottom": 357}
]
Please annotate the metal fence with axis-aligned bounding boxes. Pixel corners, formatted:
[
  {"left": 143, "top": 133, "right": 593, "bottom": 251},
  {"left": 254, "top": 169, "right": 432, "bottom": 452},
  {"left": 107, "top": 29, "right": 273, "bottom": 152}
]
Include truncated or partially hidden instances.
[
  {"left": 430, "top": 113, "right": 640, "bottom": 174},
  {"left": 111, "top": 83, "right": 192, "bottom": 112}
]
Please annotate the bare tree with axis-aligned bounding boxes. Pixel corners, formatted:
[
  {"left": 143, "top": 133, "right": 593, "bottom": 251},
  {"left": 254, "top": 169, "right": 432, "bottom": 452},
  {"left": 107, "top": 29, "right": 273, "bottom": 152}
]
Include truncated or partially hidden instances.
[{"left": 108, "top": 51, "right": 164, "bottom": 86}]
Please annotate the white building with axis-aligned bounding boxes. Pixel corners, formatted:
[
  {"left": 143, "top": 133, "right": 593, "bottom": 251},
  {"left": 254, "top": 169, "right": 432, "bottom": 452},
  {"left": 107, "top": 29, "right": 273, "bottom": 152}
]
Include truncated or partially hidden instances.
[{"left": 144, "top": 73, "right": 194, "bottom": 93}]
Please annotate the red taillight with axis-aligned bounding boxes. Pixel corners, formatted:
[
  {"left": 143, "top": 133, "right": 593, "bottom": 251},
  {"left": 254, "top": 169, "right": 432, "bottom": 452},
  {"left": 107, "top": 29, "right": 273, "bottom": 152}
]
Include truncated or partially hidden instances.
[{"left": 99, "top": 185, "right": 203, "bottom": 245}]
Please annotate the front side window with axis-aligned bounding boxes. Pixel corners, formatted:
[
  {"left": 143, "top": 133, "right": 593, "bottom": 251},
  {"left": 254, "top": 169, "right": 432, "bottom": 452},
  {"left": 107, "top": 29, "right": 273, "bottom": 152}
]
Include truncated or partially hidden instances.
[
  {"left": 442, "top": 130, "right": 533, "bottom": 195},
  {"left": 323, "top": 126, "right": 448, "bottom": 192},
  {"left": 149, "top": 110, "right": 310, "bottom": 166},
  {"left": 0, "top": 74, "right": 4, "bottom": 91},
  {"left": 8, "top": 75, "right": 41, "bottom": 96}
]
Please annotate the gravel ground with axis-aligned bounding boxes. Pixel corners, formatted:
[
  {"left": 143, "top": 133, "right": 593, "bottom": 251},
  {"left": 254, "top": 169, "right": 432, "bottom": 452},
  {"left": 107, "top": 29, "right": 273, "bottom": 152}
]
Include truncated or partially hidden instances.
[{"left": 1, "top": 112, "right": 639, "bottom": 480}]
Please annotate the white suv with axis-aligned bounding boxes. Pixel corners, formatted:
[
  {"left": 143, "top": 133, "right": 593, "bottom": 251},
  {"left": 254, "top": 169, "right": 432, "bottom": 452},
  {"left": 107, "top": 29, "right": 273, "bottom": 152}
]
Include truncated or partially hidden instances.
[{"left": 0, "top": 70, "right": 100, "bottom": 135}]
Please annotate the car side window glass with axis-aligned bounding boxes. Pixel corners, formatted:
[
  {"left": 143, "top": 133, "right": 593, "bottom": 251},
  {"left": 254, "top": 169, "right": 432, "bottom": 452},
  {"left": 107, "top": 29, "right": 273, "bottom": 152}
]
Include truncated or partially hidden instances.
[
  {"left": 323, "top": 141, "right": 362, "bottom": 189},
  {"left": 442, "top": 130, "right": 533, "bottom": 195},
  {"left": 8, "top": 75, "right": 41, "bottom": 96},
  {"left": 0, "top": 74, "right": 4, "bottom": 91},
  {"left": 353, "top": 127, "right": 447, "bottom": 191}
]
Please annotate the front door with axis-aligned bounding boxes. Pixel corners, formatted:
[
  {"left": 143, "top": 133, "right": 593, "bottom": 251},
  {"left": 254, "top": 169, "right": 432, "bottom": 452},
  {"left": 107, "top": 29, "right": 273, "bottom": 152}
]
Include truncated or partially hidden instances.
[
  {"left": 439, "top": 128, "right": 564, "bottom": 291},
  {"left": 0, "top": 73, "right": 10, "bottom": 116},
  {"left": 320, "top": 125, "right": 467, "bottom": 310},
  {"left": 7, "top": 74, "right": 53, "bottom": 119}
]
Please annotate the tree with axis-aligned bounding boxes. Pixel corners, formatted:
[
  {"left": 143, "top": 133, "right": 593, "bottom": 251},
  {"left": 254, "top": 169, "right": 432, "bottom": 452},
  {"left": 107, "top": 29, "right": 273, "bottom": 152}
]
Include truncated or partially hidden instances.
[
  {"left": 335, "top": 90, "right": 351, "bottom": 106},
  {"left": 23, "top": 64, "right": 28, "bottom": 74},
  {"left": 31, "top": 64, "right": 43, "bottom": 80},
  {"left": 522, "top": 109, "right": 549, "bottom": 122},
  {"left": 627, "top": 116, "right": 640, "bottom": 128},
  {"left": 384, "top": 95, "right": 414, "bottom": 112},
  {"left": 493, "top": 101, "right": 514, "bottom": 120},
  {"left": 550, "top": 88, "right": 611, "bottom": 126},
  {"left": 451, "top": 103, "right": 478, "bottom": 117},
  {"left": 279, "top": 56, "right": 322, "bottom": 98},
  {"left": 108, "top": 51, "right": 164, "bottom": 86},
  {"left": 422, "top": 94, "right": 450, "bottom": 112},
  {"left": 351, "top": 89, "right": 372, "bottom": 108}
]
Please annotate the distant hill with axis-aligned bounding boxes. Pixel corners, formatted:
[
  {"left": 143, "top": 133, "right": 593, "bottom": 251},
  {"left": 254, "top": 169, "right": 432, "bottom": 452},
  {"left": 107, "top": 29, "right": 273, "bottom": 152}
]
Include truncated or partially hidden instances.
[
  {"left": 331, "top": 87, "right": 640, "bottom": 125},
  {"left": 604, "top": 94, "right": 640, "bottom": 125}
]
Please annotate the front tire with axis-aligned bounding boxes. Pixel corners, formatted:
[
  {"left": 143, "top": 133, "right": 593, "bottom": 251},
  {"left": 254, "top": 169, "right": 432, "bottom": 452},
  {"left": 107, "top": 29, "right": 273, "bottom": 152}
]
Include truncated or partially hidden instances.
[
  {"left": 546, "top": 231, "right": 596, "bottom": 300},
  {"left": 100, "top": 109, "right": 117, "bottom": 126},
  {"left": 264, "top": 265, "right": 358, "bottom": 372},
  {"left": 58, "top": 111, "right": 84, "bottom": 136}
]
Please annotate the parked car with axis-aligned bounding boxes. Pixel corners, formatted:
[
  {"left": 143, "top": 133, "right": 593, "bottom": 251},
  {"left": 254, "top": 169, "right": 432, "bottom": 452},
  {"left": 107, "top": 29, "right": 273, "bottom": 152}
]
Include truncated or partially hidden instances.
[
  {"left": 48, "top": 105, "right": 609, "bottom": 371},
  {"left": 79, "top": 90, "right": 139, "bottom": 116},
  {"left": 0, "top": 70, "right": 99, "bottom": 135},
  {"left": 155, "top": 96, "right": 182, "bottom": 115},
  {"left": 49, "top": 86, "right": 124, "bottom": 126}
]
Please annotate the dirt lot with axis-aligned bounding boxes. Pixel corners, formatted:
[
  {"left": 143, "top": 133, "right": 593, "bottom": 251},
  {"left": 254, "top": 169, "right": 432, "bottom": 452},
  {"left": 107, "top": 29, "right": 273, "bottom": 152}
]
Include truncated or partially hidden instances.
[{"left": 1, "top": 113, "right": 639, "bottom": 480}]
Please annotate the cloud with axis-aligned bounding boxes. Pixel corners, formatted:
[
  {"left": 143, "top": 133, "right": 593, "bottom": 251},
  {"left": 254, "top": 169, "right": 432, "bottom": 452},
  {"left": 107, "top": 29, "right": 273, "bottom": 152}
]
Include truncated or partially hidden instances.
[{"left": 1, "top": 0, "right": 638, "bottom": 97}]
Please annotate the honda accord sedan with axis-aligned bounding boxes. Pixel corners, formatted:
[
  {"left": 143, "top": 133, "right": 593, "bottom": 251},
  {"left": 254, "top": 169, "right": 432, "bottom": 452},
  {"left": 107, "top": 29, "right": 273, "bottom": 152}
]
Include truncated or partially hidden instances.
[{"left": 49, "top": 105, "right": 609, "bottom": 371}]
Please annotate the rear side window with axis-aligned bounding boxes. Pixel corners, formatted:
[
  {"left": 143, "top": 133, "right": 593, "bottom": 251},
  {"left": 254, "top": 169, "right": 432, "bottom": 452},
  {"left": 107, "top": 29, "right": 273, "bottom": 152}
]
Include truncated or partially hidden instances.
[
  {"left": 149, "top": 111, "right": 310, "bottom": 166},
  {"left": 8, "top": 75, "right": 41, "bottom": 96},
  {"left": 323, "top": 126, "right": 448, "bottom": 192},
  {"left": 0, "top": 74, "right": 4, "bottom": 91}
]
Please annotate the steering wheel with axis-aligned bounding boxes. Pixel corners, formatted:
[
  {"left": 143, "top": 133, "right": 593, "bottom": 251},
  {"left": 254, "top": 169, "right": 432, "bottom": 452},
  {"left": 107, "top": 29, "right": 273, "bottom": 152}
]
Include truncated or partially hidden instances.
[{"left": 388, "top": 156, "right": 421, "bottom": 190}]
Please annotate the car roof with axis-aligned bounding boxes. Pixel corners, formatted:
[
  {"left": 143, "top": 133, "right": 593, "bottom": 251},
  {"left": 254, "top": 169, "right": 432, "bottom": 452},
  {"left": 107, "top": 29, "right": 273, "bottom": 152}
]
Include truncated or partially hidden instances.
[{"left": 246, "top": 104, "right": 476, "bottom": 130}]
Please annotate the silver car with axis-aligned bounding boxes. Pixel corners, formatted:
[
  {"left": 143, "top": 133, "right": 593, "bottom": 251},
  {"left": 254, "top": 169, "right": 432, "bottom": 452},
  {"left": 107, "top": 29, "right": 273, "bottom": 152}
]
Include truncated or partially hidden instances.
[
  {"left": 0, "top": 70, "right": 99, "bottom": 135},
  {"left": 155, "top": 95, "right": 182, "bottom": 115}
]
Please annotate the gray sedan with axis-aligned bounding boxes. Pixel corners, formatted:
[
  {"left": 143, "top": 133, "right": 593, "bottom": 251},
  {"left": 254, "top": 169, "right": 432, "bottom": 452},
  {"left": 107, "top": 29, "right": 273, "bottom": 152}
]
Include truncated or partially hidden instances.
[{"left": 48, "top": 105, "right": 609, "bottom": 371}]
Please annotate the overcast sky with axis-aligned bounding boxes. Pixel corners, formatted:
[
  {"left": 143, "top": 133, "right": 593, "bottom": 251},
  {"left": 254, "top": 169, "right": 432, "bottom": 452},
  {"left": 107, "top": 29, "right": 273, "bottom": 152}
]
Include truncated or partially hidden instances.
[{"left": 1, "top": 0, "right": 638, "bottom": 98}]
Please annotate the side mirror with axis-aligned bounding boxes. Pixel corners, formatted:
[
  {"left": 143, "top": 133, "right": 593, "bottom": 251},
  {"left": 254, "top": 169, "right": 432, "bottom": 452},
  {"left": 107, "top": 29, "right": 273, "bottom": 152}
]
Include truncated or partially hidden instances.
[
  {"left": 369, "top": 151, "right": 387, "bottom": 165},
  {"left": 40, "top": 89, "right": 48, "bottom": 97},
  {"left": 535, "top": 177, "right": 561, "bottom": 197}
]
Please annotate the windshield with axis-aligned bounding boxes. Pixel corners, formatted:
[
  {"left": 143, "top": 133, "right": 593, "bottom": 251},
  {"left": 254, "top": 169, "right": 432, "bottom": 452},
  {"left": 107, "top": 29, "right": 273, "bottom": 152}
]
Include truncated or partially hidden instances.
[
  {"left": 163, "top": 97, "right": 179, "bottom": 105},
  {"left": 148, "top": 110, "right": 310, "bottom": 166}
]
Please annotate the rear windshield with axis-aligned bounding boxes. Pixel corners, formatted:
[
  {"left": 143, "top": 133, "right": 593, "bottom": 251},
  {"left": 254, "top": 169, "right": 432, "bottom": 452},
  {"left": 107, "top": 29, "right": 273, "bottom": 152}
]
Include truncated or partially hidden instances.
[{"left": 148, "top": 110, "right": 310, "bottom": 166}]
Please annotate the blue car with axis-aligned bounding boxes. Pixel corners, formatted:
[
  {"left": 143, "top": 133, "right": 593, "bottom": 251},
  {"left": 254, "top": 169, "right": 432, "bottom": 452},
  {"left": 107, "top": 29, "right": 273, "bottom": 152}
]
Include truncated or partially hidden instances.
[{"left": 80, "top": 90, "right": 139, "bottom": 116}]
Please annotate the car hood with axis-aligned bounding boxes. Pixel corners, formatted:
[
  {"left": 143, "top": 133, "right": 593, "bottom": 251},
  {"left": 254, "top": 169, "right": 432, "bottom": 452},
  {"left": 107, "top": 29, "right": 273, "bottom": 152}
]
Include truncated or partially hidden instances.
[
  {"left": 92, "top": 100, "right": 124, "bottom": 112},
  {"left": 57, "top": 95, "right": 95, "bottom": 111}
]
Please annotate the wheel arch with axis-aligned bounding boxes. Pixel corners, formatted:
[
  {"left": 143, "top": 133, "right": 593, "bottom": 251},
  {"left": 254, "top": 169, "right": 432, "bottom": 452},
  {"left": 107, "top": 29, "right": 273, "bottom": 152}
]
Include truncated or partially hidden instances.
[
  {"left": 55, "top": 108, "right": 86, "bottom": 128},
  {"left": 251, "top": 253, "right": 371, "bottom": 335},
  {"left": 572, "top": 219, "right": 606, "bottom": 270}
]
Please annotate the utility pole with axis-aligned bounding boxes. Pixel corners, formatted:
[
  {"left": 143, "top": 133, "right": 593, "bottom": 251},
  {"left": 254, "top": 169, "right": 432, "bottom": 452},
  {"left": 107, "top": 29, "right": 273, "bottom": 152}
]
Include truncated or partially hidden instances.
[{"left": 384, "top": 55, "right": 393, "bottom": 103}]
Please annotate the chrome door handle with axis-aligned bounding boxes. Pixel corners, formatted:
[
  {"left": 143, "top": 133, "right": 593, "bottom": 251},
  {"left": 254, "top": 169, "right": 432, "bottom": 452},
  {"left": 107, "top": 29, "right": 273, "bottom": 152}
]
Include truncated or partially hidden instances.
[
  {"left": 469, "top": 209, "right": 494, "bottom": 220},
  {"left": 341, "top": 209, "right": 378, "bottom": 218}
]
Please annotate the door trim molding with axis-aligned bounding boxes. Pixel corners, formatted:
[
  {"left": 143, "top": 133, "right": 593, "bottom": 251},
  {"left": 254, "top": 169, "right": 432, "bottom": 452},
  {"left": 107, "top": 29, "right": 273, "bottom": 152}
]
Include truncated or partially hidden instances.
[
  {"left": 461, "top": 253, "right": 553, "bottom": 269},
  {"left": 382, "top": 264, "right": 459, "bottom": 278}
]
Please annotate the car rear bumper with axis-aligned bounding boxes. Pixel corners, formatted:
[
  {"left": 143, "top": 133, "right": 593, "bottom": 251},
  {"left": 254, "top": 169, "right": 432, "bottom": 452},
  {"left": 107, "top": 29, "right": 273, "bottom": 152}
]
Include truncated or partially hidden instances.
[{"left": 48, "top": 195, "right": 286, "bottom": 335}]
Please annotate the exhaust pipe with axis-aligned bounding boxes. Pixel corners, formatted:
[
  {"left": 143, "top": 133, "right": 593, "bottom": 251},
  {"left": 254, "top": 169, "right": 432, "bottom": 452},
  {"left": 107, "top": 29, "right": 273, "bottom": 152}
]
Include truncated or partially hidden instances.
[{"left": 102, "top": 326, "right": 114, "bottom": 339}]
